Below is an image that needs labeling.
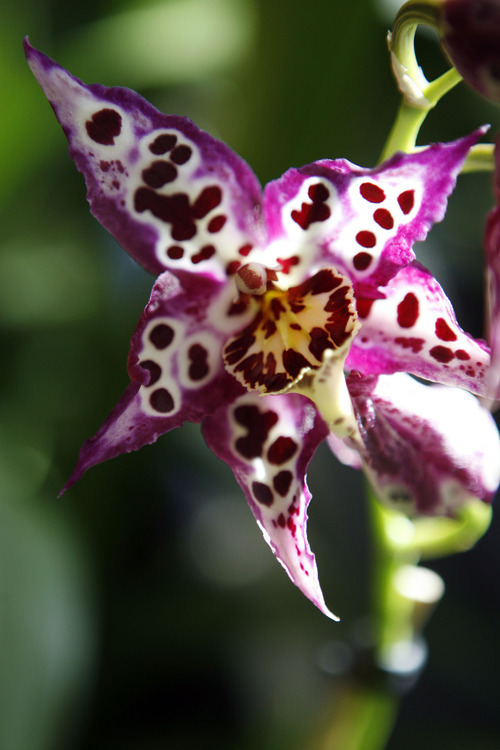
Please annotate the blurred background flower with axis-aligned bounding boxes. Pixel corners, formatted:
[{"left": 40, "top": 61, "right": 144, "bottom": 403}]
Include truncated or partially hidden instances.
[{"left": 2, "top": 0, "right": 500, "bottom": 747}]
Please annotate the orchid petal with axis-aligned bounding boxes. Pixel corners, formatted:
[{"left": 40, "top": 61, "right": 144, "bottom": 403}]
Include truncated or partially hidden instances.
[
  {"left": 346, "top": 261, "right": 490, "bottom": 395},
  {"left": 344, "top": 372, "right": 500, "bottom": 515},
  {"left": 62, "top": 272, "right": 248, "bottom": 491},
  {"left": 263, "top": 130, "right": 485, "bottom": 291},
  {"left": 24, "top": 39, "right": 262, "bottom": 280},
  {"left": 202, "top": 392, "right": 336, "bottom": 619}
]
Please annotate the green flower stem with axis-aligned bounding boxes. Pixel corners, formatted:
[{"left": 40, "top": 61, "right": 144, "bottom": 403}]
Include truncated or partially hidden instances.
[
  {"left": 461, "top": 143, "right": 495, "bottom": 173},
  {"left": 379, "top": 101, "right": 429, "bottom": 162},
  {"left": 306, "top": 493, "right": 491, "bottom": 750},
  {"left": 381, "top": 0, "right": 463, "bottom": 161},
  {"left": 369, "top": 489, "right": 492, "bottom": 655},
  {"left": 307, "top": 682, "right": 399, "bottom": 750},
  {"left": 380, "top": 67, "right": 462, "bottom": 161},
  {"left": 390, "top": 1, "right": 442, "bottom": 74},
  {"left": 369, "top": 492, "right": 420, "bottom": 652}
]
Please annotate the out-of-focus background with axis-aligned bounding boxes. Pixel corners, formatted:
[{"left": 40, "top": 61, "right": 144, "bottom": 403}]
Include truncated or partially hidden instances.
[{"left": 2, "top": 0, "right": 500, "bottom": 747}]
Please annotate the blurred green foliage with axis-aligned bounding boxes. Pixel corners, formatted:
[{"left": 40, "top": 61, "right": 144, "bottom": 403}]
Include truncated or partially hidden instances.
[{"left": 2, "top": 0, "right": 500, "bottom": 748}]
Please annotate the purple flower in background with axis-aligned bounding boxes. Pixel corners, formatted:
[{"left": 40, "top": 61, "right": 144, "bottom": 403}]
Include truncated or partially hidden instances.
[
  {"left": 440, "top": 0, "right": 500, "bottom": 101},
  {"left": 25, "top": 39, "right": 500, "bottom": 619},
  {"left": 485, "top": 139, "right": 500, "bottom": 399}
]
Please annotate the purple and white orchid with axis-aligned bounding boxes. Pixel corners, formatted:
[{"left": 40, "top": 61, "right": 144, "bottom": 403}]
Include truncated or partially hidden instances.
[{"left": 25, "top": 39, "right": 500, "bottom": 619}]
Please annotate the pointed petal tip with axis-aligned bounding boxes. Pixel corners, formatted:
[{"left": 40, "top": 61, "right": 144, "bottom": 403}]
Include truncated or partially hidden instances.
[{"left": 323, "top": 606, "right": 341, "bottom": 623}]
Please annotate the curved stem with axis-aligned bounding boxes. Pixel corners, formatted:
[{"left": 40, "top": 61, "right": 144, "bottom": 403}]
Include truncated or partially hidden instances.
[
  {"left": 390, "top": 0, "right": 442, "bottom": 86},
  {"left": 382, "top": 0, "right": 463, "bottom": 161}
]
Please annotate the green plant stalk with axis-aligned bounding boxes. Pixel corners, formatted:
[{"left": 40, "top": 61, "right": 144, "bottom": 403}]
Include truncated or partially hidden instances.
[{"left": 306, "top": 682, "right": 399, "bottom": 750}]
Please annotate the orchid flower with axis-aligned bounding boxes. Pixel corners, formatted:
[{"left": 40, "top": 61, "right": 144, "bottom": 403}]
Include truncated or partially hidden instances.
[{"left": 25, "top": 39, "right": 500, "bottom": 620}]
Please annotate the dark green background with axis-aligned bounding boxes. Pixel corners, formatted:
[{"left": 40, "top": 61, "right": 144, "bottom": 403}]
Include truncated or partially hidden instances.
[{"left": 2, "top": 0, "right": 500, "bottom": 747}]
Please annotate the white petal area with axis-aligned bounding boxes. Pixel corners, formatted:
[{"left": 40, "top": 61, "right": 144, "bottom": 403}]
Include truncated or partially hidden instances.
[{"left": 358, "top": 373, "right": 500, "bottom": 514}]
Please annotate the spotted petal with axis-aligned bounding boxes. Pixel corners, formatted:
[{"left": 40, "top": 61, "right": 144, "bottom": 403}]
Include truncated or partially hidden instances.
[
  {"left": 342, "top": 371, "right": 500, "bottom": 515},
  {"left": 24, "top": 39, "right": 263, "bottom": 280},
  {"left": 263, "top": 130, "right": 485, "bottom": 291},
  {"left": 202, "top": 392, "right": 335, "bottom": 618},
  {"left": 62, "top": 272, "right": 250, "bottom": 491},
  {"left": 346, "top": 261, "right": 490, "bottom": 395}
]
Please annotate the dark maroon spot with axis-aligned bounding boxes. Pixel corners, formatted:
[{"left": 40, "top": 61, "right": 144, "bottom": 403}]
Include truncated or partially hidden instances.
[
  {"left": 291, "top": 200, "right": 330, "bottom": 230},
  {"left": 309, "top": 326, "right": 334, "bottom": 360},
  {"left": 225, "top": 260, "right": 241, "bottom": 275},
  {"left": 207, "top": 215, "right": 227, "bottom": 233},
  {"left": 268, "top": 436, "right": 298, "bottom": 465},
  {"left": 360, "top": 182, "right": 385, "bottom": 203},
  {"left": 142, "top": 161, "right": 177, "bottom": 188},
  {"left": 238, "top": 243, "right": 253, "bottom": 257},
  {"left": 193, "top": 186, "right": 222, "bottom": 218},
  {"left": 356, "top": 298, "right": 375, "bottom": 319},
  {"left": 227, "top": 300, "right": 249, "bottom": 317},
  {"left": 324, "top": 288, "right": 356, "bottom": 347},
  {"left": 283, "top": 349, "right": 310, "bottom": 378},
  {"left": 188, "top": 343, "right": 209, "bottom": 380},
  {"left": 394, "top": 336, "right": 424, "bottom": 353},
  {"left": 233, "top": 352, "right": 263, "bottom": 385},
  {"left": 308, "top": 183, "right": 330, "bottom": 202},
  {"left": 271, "top": 297, "right": 286, "bottom": 319},
  {"left": 141, "top": 359, "right": 162, "bottom": 385},
  {"left": 225, "top": 320, "right": 258, "bottom": 364},
  {"left": 292, "top": 268, "right": 341, "bottom": 298},
  {"left": 150, "top": 388, "right": 175, "bottom": 412},
  {"left": 435, "top": 317, "right": 457, "bottom": 341},
  {"left": 149, "top": 323, "right": 174, "bottom": 349},
  {"left": 252, "top": 482, "right": 274, "bottom": 508},
  {"left": 134, "top": 188, "right": 197, "bottom": 240},
  {"left": 289, "top": 300, "right": 305, "bottom": 314},
  {"left": 277, "top": 513, "right": 286, "bottom": 528},
  {"left": 353, "top": 252, "right": 373, "bottom": 271},
  {"left": 85, "top": 109, "right": 122, "bottom": 145},
  {"left": 356, "top": 230, "right": 376, "bottom": 248},
  {"left": 290, "top": 323, "right": 302, "bottom": 331},
  {"left": 264, "top": 319, "right": 277, "bottom": 338},
  {"left": 170, "top": 145, "right": 192, "bottom": 164},
  {"left": 167, "top": 245, "right": 184, "bottom": 259},
  {"left": 373, "top": 208, "right": 394, "bottom": 229},
  {"left": 262, "top": 371, "right": 290, "bottom": 393},
  {"left": 100, "top": 160, "right": 110, "bottom": 172},
  {"left": 430, "top": 345, "right": 455, "bottom": 363},
  {"left": 234, "top": 405, "right": 278, "bottom": 459},
  {"left": 397, "top": 293, "right": 419, "bottom": 328},
  {"left": 456, "top": 349, "right": 471, "bottom": 360},
  {"left": 192, "top": 245, "right": 216, "bottom": 264},
  {"left": 149, "top": 133, "right": 177, "bottom": 154},
  {"left": 398, "top": 189, "right": 415, "bottom": 215},
  {"left": 264, "top": 352, "right": 277, "bottom": 377}
]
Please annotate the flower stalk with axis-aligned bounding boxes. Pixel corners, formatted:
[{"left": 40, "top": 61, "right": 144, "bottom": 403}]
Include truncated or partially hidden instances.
[{"left": 382, "top": 0, "right": 462, "bottom": 160}]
